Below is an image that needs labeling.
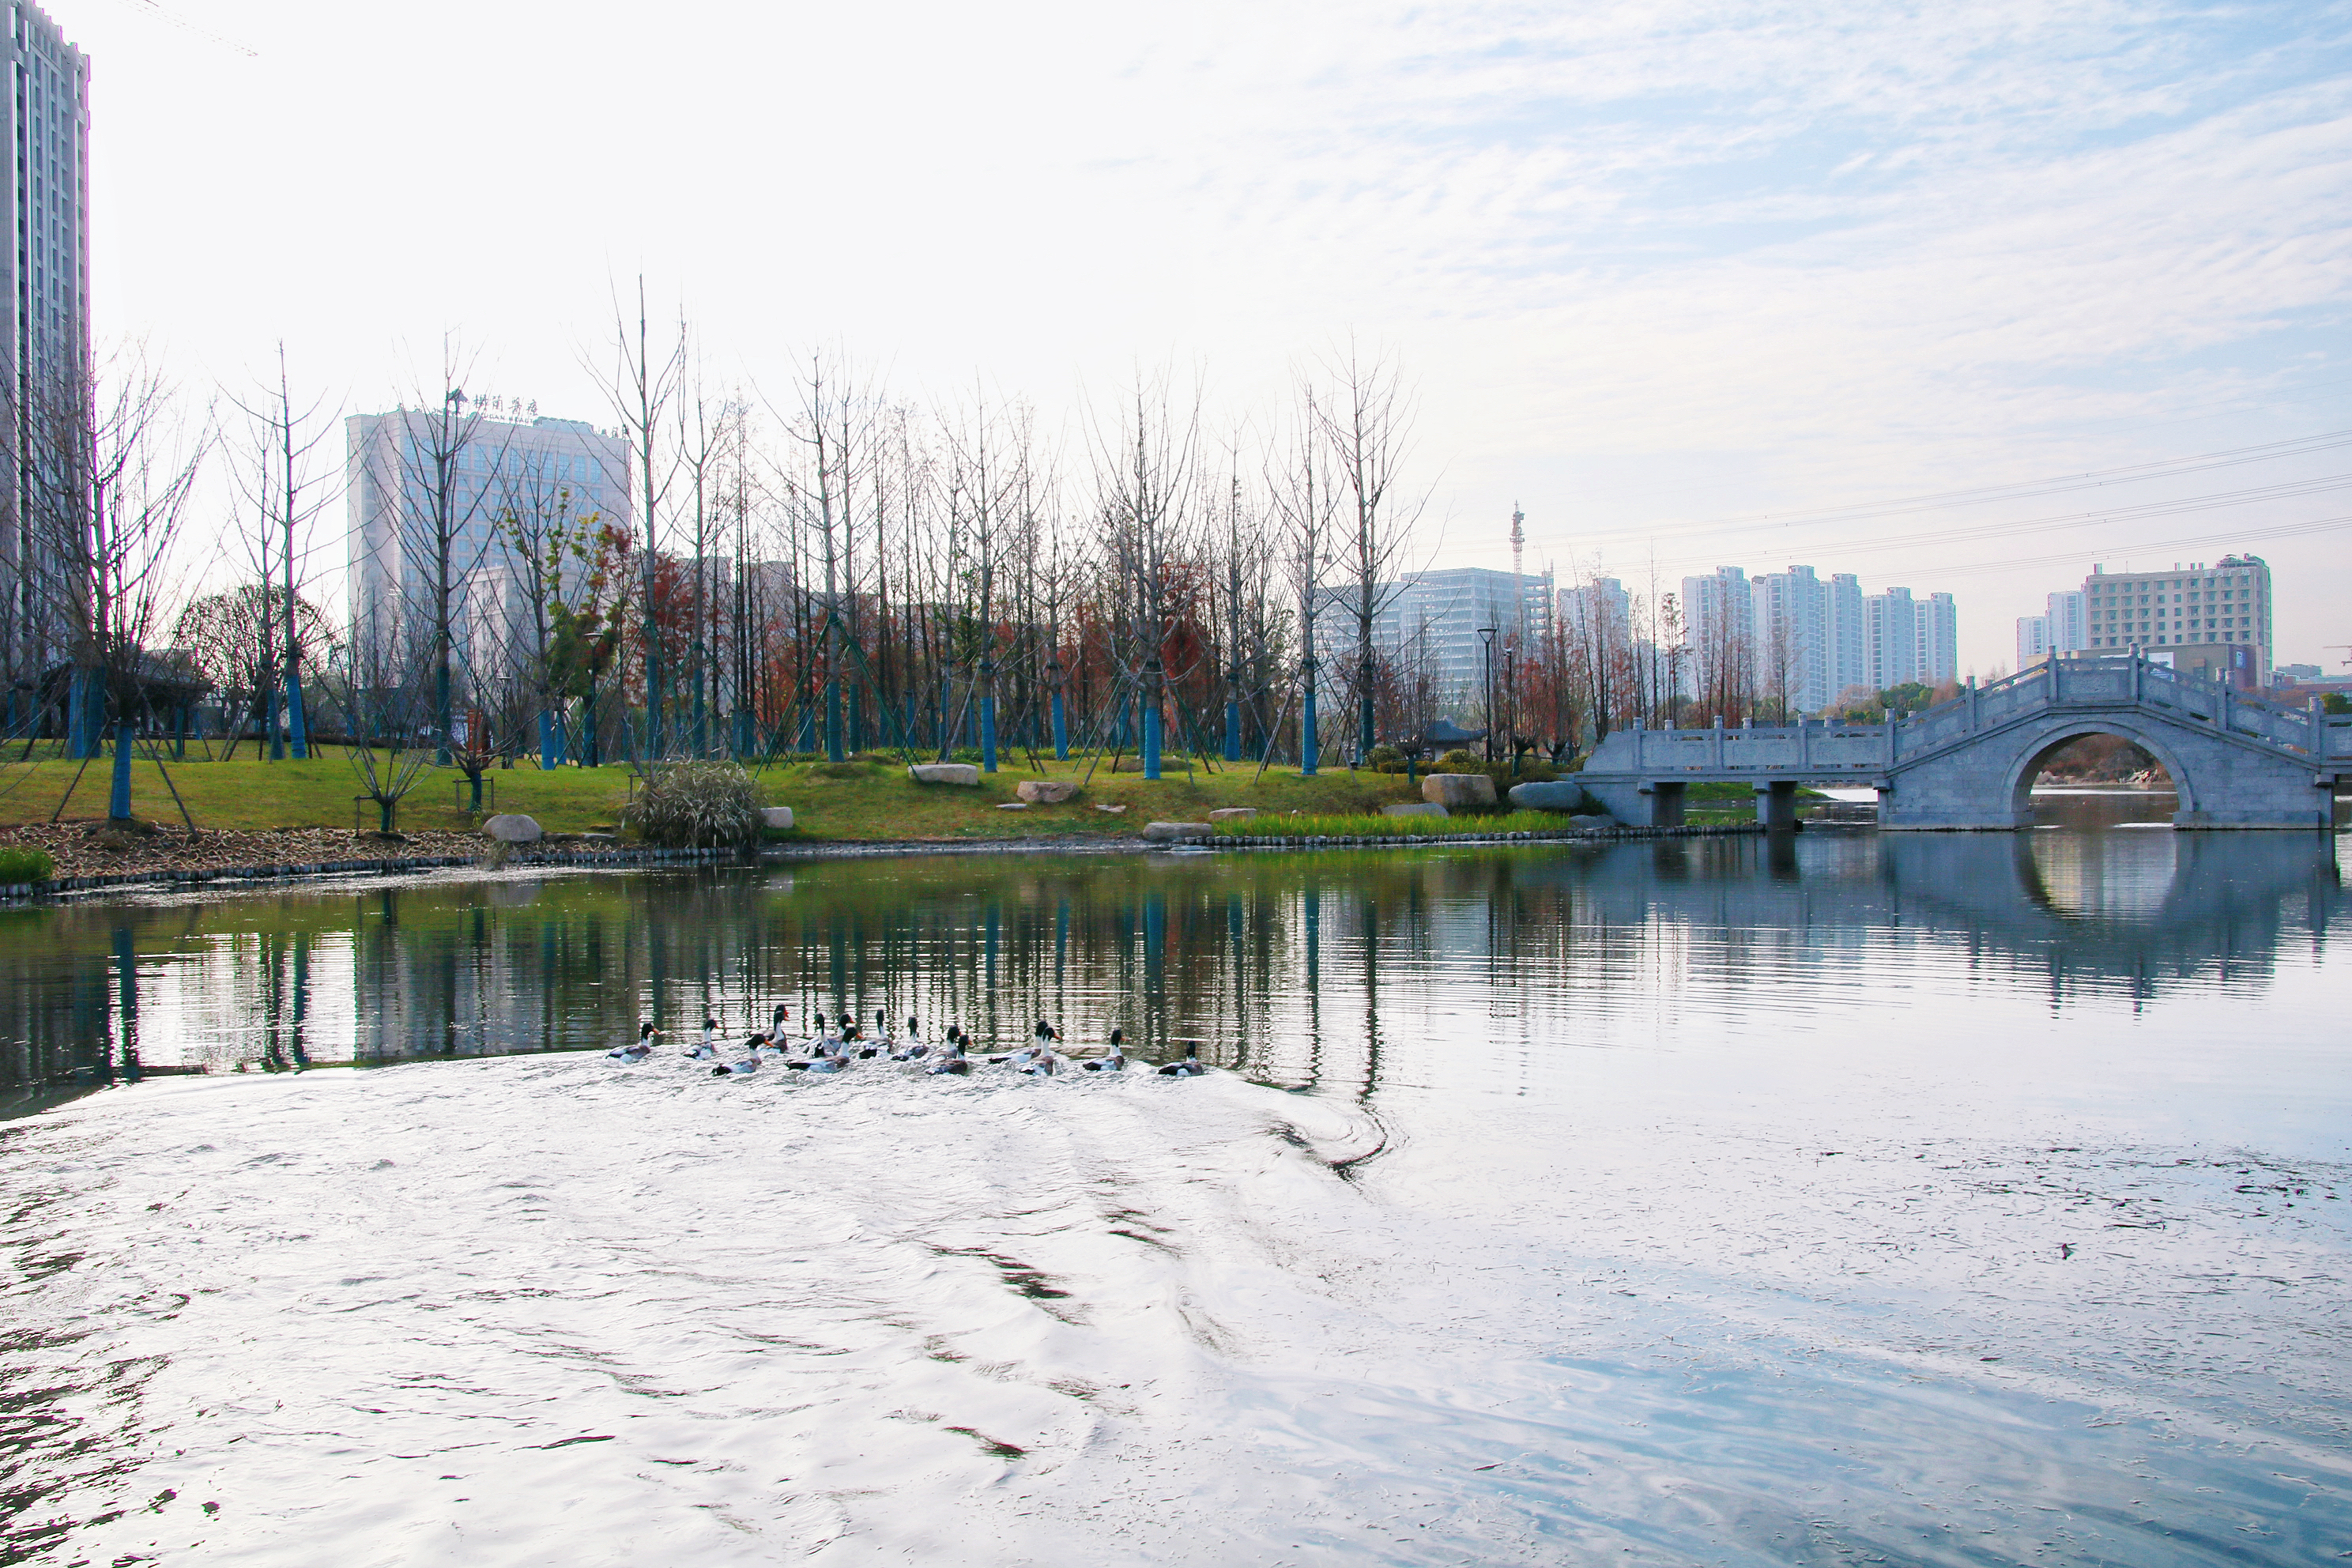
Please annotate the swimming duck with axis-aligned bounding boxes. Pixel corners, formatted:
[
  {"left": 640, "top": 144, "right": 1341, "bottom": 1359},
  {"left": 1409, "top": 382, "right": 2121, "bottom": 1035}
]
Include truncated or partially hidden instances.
[
  {"left": 710, "top": 1041, "right": 763, "bottom": 1077},
  {"left": 891, "top": 1017, "right": 929, "bottom": 1061},
  {"left": 683, "top": 1017, "right": 723, "bottom": 1060},
  {"left": 1156, "top": 1046, "right": 1207, "bottom": 1077},
  {"left": 927, "top": 1038, "right": 973, "bottom": 1076},
  {"left": 608, "top": 1022, "right": 661, "bottom": 1061},
  {"left": 1082, "top": 1028, "right": 1128, "bottom": 1072}
]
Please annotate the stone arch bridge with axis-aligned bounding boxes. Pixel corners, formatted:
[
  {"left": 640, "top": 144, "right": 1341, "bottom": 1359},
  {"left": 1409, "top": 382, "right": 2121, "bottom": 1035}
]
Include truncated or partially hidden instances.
[{"left": 1576, "top": 656, "right": 2352, "bottom": 831}]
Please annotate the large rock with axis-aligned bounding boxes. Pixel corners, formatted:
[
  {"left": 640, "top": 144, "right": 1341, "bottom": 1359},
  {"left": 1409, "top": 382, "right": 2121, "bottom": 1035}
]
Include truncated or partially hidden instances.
[
  {"left": 1017, "top": 778, "right": 1079, "bottom": 804},
  {"left": 760, "top": 806, "right": 795, "bottom": 831},
  {"left": 909, "top": 763, "right": 981, "bottom": 786},
  {"left": 1383, "top": 802, "right": 1449, "bottom": 817},
  {"left": 1142, "top": 820, "right": 1214, "bottom": 842},
  {"left": 482, "top": 813, "right": 542, "bottom": 844},
  {"left": 1422, "top": 773, "right": 1498, "bottom": 807},
  {"left": 1207, "top": 807, "right": 1257, "bottom": 820},
  {"left": 1569, "top": 814, "right": 1615, "bottom": 831},
  {"left": 1508, "top": 779, "right": 1590, "bottom": 813}
]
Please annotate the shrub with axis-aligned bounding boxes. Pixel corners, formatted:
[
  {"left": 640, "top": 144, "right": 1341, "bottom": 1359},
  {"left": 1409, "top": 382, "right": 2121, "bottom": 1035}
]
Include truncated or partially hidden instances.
[
  {"left": 1434, "top": 748, "right": 1483, "bottom": 772},
  {"left": 1365, "top": 744, "right": 1404, "bottom": 773},
  {"left": 622, "top": 762, "right": 763, "bottom": 848},
  {"left": 0, "top": 846, "right": 55, "bottom": 883}
]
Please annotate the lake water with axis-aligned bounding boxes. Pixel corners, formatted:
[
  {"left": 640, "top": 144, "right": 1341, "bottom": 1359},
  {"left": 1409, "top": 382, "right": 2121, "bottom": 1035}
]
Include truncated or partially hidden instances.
[{"left": 5, "top": 799, "right": 2348, "bottom": 1566}]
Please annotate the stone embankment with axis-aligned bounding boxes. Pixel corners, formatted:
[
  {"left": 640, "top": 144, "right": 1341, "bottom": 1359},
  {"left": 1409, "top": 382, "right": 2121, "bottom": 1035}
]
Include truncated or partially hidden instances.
[{"left": 0, "top": 823, "right": 746, "bottom": 903}]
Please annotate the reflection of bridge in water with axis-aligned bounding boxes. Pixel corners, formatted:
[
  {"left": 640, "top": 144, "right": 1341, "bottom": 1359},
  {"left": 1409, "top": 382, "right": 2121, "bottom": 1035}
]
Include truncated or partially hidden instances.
[
  {"left": 4, "top": 831, "right": 2339, "bottom": 1102},
  {"left": 1578, "top": 655, "right": 2352, "bottom": 830}
]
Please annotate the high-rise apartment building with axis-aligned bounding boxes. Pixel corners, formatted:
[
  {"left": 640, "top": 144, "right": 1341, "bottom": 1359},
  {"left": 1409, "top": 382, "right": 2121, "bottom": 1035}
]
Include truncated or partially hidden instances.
[
  {"left": 2016, "top": 614, "right": 2051, "bottom": 672},
  {"left": 1826, "top": 572, "right": 1866, "bottom": 702},
  {"left": 2078, "top": 555, "right": 2271, "bottom": 687},
  {"left": 1, "top": 0, "right": 90, "bottom": 683},
  {"left": 1751, "top": 565, "right": 1830, "bottom": 715},
  {"left": 347, "top": 409, "right": 633, "bottom": 690},
  {"left": 1681, "top": 566, "right": 1756, "bottom": 705},
  {"left": 2044, "top": 590, "right": 2086, "bottom": 655},
  {"left": 1864, "top": 587, "right": 1917, "bottom": 691},
  {"left": 1557, "top": 575, "right": 1630, "bottom": 646},
  {"left": 1914, "top": 591, "right": 1958, "bottom": 684}
]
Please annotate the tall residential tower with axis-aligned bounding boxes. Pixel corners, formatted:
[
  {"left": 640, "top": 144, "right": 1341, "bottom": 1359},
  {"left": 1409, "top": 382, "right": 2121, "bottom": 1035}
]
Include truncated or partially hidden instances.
[{"left": 2, "top": 0, "right": 90, "bottom": 684}]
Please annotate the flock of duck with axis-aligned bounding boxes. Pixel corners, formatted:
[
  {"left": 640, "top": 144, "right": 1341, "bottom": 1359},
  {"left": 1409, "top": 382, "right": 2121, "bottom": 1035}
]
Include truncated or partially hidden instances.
[{"left": 606, "top": 1008, "right": 1209, "bottom": 1080}]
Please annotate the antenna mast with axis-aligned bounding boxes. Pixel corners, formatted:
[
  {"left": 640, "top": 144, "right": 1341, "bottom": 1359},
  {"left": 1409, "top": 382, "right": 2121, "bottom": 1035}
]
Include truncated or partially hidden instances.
[{"left": 1510, "top": 502, "right": 1527, "bottom": 649}]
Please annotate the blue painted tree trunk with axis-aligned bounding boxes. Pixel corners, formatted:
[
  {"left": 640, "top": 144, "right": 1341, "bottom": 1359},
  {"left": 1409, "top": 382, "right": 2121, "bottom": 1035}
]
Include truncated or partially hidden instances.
[
  {"left": 733, "top": 707, "right": 753, "bottom": 760},
  {"left": 825, "top": 677, "right": 845, "bottom": 763},
  {"left": 1302, "top": 688, "right": 1320, "bottom": 776},
  {"left": 286, "top": 675, "right": 309, "bottom": 759},
  {"left": 1050, "top": 691, "right": 1069, "bottom": 760},
  {"left": 1143, "top": 700, "right": 1163, "bottom": 780},
  {"left": 980, "top": 692, "right": 998, "bottom": 773},
  {"left": 1224, "top": 699, "right": 1241, "bottom": 763},
  {"left": 109, "top": 721, "right": 136, "bottom": 821},
  {"left": 540, "top": 710, "right": 560, "bottom": 770}
]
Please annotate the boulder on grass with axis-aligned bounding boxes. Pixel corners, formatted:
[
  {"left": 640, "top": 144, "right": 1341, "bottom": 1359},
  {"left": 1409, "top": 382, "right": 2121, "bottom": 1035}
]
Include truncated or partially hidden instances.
[
  {"left": 1508, "top": 779, "right": 1589, "bottom": 813},
  {"left": 1422, "top": 773, "right": 1497, "bottom": 807},
  {"left": 997, "top": 801, "right": 1031, "bottom": 810},
  {"left": 1207, "top": 807, "right": 1257, "bottom": 821},
  {"left": 760, "top": 806, "right": 795, "bottom": 831},
  {"left": 1383, "top": 802, "right": 1449, "bottom": 818},
  {"left": 1569, "top": 813, "right": 1616, "bottom": 831},
  {"left": 482, "top": 813, "right": 543, "bottom": 844},
  {"left": 909, "top": 763, "right": 982, "bottom": 786},
  {"left": 1017, "top": 778, "right": 1079, "bottom": 804},
  {"left": 1142, "top": 820, "right": 1214, "bottom": 842}
]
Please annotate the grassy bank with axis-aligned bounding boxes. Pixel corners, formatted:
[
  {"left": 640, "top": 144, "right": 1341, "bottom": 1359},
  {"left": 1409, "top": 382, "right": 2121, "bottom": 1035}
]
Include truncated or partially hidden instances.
[{"left": 0, "top": 749, "right": 1425, "bottom": 842}]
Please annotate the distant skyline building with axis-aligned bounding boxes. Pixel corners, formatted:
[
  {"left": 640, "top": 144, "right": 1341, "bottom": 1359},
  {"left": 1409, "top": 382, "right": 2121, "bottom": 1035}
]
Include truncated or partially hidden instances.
[
  {"left": 2, "top": 0, "right": 91, "bottom": 683},
  {"left": 346, "top": 409, "right": 632, "bottom": 691}
]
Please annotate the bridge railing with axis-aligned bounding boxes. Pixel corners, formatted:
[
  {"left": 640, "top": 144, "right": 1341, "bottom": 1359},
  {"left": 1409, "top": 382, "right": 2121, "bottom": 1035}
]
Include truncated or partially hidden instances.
[{"left": 1586, "top": 657, "right": 2350, "bottom": 775}]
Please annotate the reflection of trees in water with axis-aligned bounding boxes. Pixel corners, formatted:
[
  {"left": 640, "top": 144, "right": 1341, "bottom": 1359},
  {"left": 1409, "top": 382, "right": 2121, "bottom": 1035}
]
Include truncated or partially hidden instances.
[{"left": 1, "top": 835, "right": 2342, "bottom": 1092}]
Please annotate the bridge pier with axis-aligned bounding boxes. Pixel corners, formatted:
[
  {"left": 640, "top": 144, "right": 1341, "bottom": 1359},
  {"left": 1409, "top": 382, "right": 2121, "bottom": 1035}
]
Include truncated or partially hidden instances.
[
  {"left": 1755, "top": 779, "right": 1800, "bottom": 831},
  {"left": 1643, "top": 781, "right": 1687, "bottom": 828}
]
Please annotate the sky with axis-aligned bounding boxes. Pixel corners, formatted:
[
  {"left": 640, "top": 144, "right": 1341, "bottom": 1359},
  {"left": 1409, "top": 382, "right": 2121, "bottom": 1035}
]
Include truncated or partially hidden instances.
[{"left": 61, "top": 0, "right": 2352, "bottom": 675}]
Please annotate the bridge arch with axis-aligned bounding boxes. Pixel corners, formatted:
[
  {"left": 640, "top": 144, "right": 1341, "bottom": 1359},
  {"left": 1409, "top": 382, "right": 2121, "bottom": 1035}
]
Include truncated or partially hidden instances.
[{"left": 2003, "top": 720, "right": 2199, "bottom": 822}]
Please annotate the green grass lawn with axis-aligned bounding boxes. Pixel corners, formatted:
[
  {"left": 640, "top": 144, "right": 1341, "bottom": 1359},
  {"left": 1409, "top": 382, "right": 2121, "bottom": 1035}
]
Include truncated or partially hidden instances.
[{"left": 0, "top": 748, "right": 1428, "bottom": 842}]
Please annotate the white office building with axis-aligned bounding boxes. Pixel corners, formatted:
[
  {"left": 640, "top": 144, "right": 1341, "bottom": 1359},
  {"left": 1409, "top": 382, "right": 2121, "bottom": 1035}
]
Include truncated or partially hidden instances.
[
  {"left": 1, "top": 0, "right": 90, "bottom": 680},
  {"left": 1373, "top": 567, "right": 1551, "bottom": 704},
  {"left": 2079, "top": 554, "right": 2272, "bottom": 686},
  {"left": 347, "top": 409, "right": 633, "bottom": 688}
]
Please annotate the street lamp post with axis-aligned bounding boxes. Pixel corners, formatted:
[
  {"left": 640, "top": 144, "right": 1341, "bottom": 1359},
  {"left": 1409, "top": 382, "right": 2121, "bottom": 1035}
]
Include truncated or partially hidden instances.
[{"left": 1478, "top": 626, "right": 1498, "bottom": 761}]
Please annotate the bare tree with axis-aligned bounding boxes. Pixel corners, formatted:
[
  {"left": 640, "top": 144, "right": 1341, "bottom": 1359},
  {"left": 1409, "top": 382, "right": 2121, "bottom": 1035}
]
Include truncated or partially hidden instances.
[
  {"left": 1270, "top": 389, "right": 1342, "bottom": 774},
  {"left": 1314, "top": 341, "right": 1425, "bottom": 763},
  {"left": 16, "top": 350, "right": 209, "bottom": 820},
  {"left": 1091, "top": 372, "right": 1203, "bottom": 780},
  {"left": 224, "top": 345, "right": 337, "bottom": 760},
  {"left": 595, "top": 281, "right": 684, "bottom": 760}
]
